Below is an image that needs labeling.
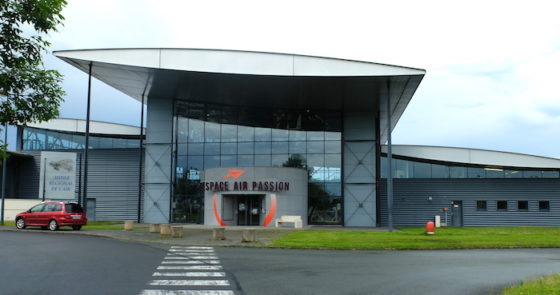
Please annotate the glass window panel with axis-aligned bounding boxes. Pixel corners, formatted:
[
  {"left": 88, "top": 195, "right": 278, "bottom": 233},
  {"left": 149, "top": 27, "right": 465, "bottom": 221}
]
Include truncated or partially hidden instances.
[
  {"left": 221, "top": 124, "right": 237, "bottom": 142},
  {"left": 542, "top": 171, "right": 560, "bottom": 178},
  {"left": 72, "top": 134, "right": 85, "bottom": 149},
  {"left": 307, "top": 131, "right": 324, "bottom": 141},
  {"left": 203, "top": 122, "right": 220, "bottom": 143},
  {"left": 255, "top": 142, "right": 271, "bottom": 154},
  {"left": 188, "top": 119, "right": 204, "bottom": 143},
  {"left": 271, "top": 129, "right": 289, "bottom": 141},
  {"left": 271, "top": 141, "right": 289, "bottom": 154},
  {"left": 380, "top": 157, "right": 388, "bottom": 178},
  {"left": 237, "top": 125, "right": 254, "bottom": 142},
  {"left": 431, "top": 164, "right": 449, "bottom": 178},
  {"left": 203, "top": 155, "right": 220, "bottom": 169},
  {"left": 271, "top": 154, "right": 289, "bottom": 167},
  {"left": 238, "top": 155, "right": 254, "bottom": 166},
  {"left": 98, "top": 137, "right": 113, "bottom": 149},
  {"left": 221, "top": 143, "right": 237, "bottom": 155},
  {"left": 221, "top": 155, "right": 237, "bottom": 166},
  {"left": 177, "top": 144, "right": 187, "bottom": 156},
  {"left": 497, "top": 200, "right": 508, "bottom": 211},
  {"left": 413, "top": 162, "right": 431, "bottom": 178},
  {"left": 308, "top": 154, "right": 325, "bottom": 181},
  {"left": 205, "top": 104, "right": 221, "bottom": 123},
  {"left": 221, "top": 106, "right": 238, "bottom": 125},
  {"left": 505, "top": 170, "right": 522, "bottom": 178},
  {"left": 187, "top": 103, "right": 205, "bottom": 120},
  {"left": 204, "top": 143, "right": 220, "bottom": 155},
  {"left": 187, "top": 143, "right": 204, "bottom": 155},
  {"left": 324, "top": 131, "right": 341, "bottom": 140},
  {"left": 238, "top": 142, "right": 254, "bottom": 154},
  {"left": 485, "top": 168, "right": 504, "bottom": 178},
  {"left": 187, "top": 156, "right": 203, "bottom": 180},
  {"left": 325, "top": 182, "right": 341, "bottom": 196},
  {"left": 518, "top": 200, "right": 528, "bottom": 211},
  {"left": 450, "top": 166, "right": 467, "bottom": 178},
  {"left": 307, "top": 141, "right": 324, "bottom": 154},
  {"left": 254, "top": 128, "right": 271, "bottom": 141},
  {"left": 395, "top": 159, "right": 413, "bottom": 178},
  {"left": 539, "top": 201, "right": 550, "bottom": 211},
  {"left": 177, "top": 117, "right": 189, "bottom": 143},
  {"left": 325, "top": 154, "right": 341, "bottom": 181},
  {"left": 523, "top": 170, "right": 541, "bottom": 178},
  {"left": 287, "top": 154, "right": 307, "bottom": 168},
  {"left": 254, "top": 155, "right": 271, "bottom": 166},
  {"left": 289, "top": 141, "right": 306, "bottom": 154},
  {"left": 476, "top": 200, "right": 487, "bottom": 211},
  {"left": 289, "top": 130, "right": 306, "bottom": 141},
  {"left": 324, "top": 141, "right": 341, "bottom": 154},
  {"left": 176, "top": 156, "right": 187, "bottom": 178},
  {"left": 467, "top": 167, "right": 485, "bottom": 178},
  {"left": 88, "top": 136, "right": 100, "bottom": 149}
]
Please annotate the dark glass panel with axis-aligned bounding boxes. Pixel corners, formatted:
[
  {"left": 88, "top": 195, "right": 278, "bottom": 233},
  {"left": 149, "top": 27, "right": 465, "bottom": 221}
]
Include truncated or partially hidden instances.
[
  {"left": 176, "top": 155, "right": 187, "bottom": 180},
  {"left": 254, "top": 155, "right": 271, "bottom": 166},
  {"left": 324, "top": 154, "right": 341, "bottom": 181},
  {"left": 523, "top": 170, "right": 541, "bottom": 178},
  {"left": 431, "top": 164, "right": 449, "bottom": 178},
  {"left": 254, "top": 128, "right": 271, "bottom": 141},
  {"left": 413, "top": 162, "right": 431, "bottom": 178},
  {"left": 204, "top": 122, "right": 220, "bottom": 142},
  {"left": 271, "top": 141, "right": 289, "bottom": 154},
  {"left": 325, "top": 182, "right": 341, "bottom": 196},
  {"left": 221, "top": 106, "right": 238, "bottom": 125},
  {"left": 542, "top": 171, "right": 560, "bottom": 178},
  {"left": 186, "top": 156, "right": 203, "bottom": 180},
  {"left": 289, "top": 141, "right": 306, "bottom": 154},
  {"left": 238, "top": 155, "right": 254, "bottom": 166},
  {"left": 467, "top": 167, "right": 485, "bottom": 178},
  {"left": 539, "top": 201, "right": 550, "bottom": 211},
  {"left": 255, "top": 142, "right": 271, "bottom": 154},
  {"left": 450, "top": 166, "right": 467, "bottom": 178},
  {"left": 186, "top": 102, "right": 205, "bottom": 120},
  {"left": 204, "top": 155, "right": 220, "bottom": 169},
  {"left": 237, "top": 142, "right": 254, "bottom": 154},
  {"left": 289, "top": 130, "right": 306, "bottom": 141},
  {"left": 517, "top": 200, "right": 528, "bottom": 211},
  {"left": 307, "top": 131, "right": 324, "bottom": 141},
  {"left": 309, "top": 182, "right": 341, "bottom": 225},
  {"left": 380, "top": 157, "right": 388, "bottom": 178},
  {"left": 187, "top": 143, "right": 204, "bottom": 155},
  {"left": 485, "top": 168, "right": 504, "bottom": 178},
  {"left": 497, "top": 200, "right": 507, "bottom": 211},
  {"left": 177, "top": 117, "right": 189, "bottom": 143},
  {"left": 271, "top": 129, "right": 289, "bottom": 141},
  {"left": 205, "top": 104, "right": 221, "bottom": 123},
  {"left": 188, "top": 119, "right": 204, "bottom": 143},
  {"left": 204, "top": 143, "right": 220, "bottom": 155},
  {"left": 307, "top": 154, "right": 325, "bottom": 181},
  {"left": 221, "top": 155, "right": 237, "bottom": 166},
  {"left": 221, "top": 124, "right": 237, "bottom": 142},
  {"left": 272, "top": 154, "right": 289, "bottom": 167},
  {"left": 505, "top": 170, "right": 522, "bottom": 178},
  {"left": 324, "top": 131, "right": 341, "bottom": 140},
  {"left": 307, "top": 141, "right": 324, "bottom": 154},
  {"left": 476, "top": 200, "right": 487, "bottom": 211},
  {"left": 395, "top": 159, "right": 413, "bottom": 178},
  {"left": 221, "top": 143, "right": 237, "bottom": 155},
  {"left": 237, "top": 125, "right": 254, "bottom": 142},
  {"left": 324, "top": 141, "right": 341, "bottom": 154}
]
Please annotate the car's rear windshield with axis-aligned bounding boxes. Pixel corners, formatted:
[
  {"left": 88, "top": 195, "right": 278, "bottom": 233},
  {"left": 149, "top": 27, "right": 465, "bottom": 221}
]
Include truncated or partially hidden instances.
[{"left": 65, "top": 203, "right": 84, "bottom": 213}]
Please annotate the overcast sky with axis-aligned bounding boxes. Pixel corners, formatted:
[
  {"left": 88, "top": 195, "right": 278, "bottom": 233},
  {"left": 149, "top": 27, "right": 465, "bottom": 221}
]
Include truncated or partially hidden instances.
[{"left": 29, "top": 0, "right": 560, "bottom": 158}]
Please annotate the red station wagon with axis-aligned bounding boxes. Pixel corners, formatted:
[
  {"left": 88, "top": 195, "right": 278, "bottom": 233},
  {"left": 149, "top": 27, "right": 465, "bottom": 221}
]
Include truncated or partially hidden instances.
[{"left": 15, "top": 202, "right": 88, "bottom": 231}]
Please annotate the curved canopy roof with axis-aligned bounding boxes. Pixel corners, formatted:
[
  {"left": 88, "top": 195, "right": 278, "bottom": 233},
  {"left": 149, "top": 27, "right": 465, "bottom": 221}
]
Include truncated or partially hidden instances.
[
  {"left": 54, "top": 48, "right": 426, "bottom": 142},
  {"left": 382, "top": 145, "right": 560, "bottom": 169}
]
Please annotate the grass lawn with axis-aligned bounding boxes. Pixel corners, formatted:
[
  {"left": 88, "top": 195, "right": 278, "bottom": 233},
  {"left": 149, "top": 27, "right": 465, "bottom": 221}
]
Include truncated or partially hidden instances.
[
  {"left": 501, "top": 273, "right": 560, "bottom": 295},
  {"left": 270, "top": 227, "right": 560, "bottom": 250}
]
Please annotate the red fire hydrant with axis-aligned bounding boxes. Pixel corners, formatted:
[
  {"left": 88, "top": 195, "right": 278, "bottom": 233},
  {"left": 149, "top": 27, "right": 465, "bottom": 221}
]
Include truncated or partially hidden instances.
[{"left": 426, "top": 221, "right": 435, "bottom": 235}]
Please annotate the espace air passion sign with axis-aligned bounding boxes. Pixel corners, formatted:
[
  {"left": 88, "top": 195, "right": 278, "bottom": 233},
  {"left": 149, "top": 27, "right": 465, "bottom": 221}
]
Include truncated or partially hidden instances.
[{"left": 201, "top": 169, "right": 291, "bottom": 192}]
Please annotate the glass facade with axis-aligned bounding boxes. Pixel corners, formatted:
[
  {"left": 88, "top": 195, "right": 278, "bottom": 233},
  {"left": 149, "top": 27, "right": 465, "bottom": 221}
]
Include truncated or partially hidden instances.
[
  {"left": 172, "top": 101, "right": 342, "bottom": 224},
  {"left": 22, "top": 127, "right": 141, "bottom": 150},
  {"left": 380, "top": 156, "right": 560, "bottom": 179}
]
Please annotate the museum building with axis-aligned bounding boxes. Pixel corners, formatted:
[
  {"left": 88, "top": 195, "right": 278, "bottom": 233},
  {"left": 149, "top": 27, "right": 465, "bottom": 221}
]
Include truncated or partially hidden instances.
[{"left": 4, "top": 48, "right": 560, "bottom": 227}]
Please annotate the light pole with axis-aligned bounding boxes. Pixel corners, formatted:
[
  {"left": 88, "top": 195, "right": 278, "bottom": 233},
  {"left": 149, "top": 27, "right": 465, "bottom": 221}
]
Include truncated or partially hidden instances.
[{"left": 1, "top": 123, "right": 8, "bottom": 225}]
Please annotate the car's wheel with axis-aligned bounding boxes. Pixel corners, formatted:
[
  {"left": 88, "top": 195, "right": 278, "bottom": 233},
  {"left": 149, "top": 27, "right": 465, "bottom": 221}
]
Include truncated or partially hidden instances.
[
  {"left": 72, "top": 225, "right": 82, "bottom": 231},
  {"left": 15, "top": 218, "right": 26, "bottom": 229},
  {"left": 48, "top": 219, "right": 59, "bottom": 231}
]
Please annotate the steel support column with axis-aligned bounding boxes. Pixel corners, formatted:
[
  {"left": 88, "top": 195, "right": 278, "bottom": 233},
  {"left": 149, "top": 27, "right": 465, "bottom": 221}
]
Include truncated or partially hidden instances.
[
  {"left": 83, "top": 62, "right": 92, "bottom": 208},
  {"left": 0, "top": 123, "right": 7, "bottom": 225},
  {"left": 137, "top": 94, "right": 145, "bottom": 223},
  {"left": 386, "top": 80, "right": 394, "bottom": 232}
]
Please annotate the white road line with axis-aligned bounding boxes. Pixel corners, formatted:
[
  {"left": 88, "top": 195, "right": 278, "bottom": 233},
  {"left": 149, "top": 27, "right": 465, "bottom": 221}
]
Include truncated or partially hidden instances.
[
  {"left": 165, "top": 256, "right": 218, "bottom": 260},
  {"left": 168, "top": 249, "right": 215, "bottom": 253},
  {"left": 152, "top": 272, "right": 226, "bottom": 277},
  {"left": 171, "top": 246, "right": 213, "bottom": 250},
  {"left": 140, "top": 290, "right": 234, "bottom": 295},
  {"left": 157, "top": 265, "right": 223, "bottom": 270},
  {"left": 161, "top": 260, "right": 220, "bottom": 265},
  {"left": 169, "top": 256, "right": 217, "bottom": 260},
  {"left": 149, "top": 280, "right": 230, "bottom": 286}
]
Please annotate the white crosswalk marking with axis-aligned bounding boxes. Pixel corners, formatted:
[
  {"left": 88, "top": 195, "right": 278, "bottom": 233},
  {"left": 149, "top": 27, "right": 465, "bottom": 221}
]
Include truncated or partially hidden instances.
[
  {"left": 157, "top": 265, "right": 223, "bottom": 270},
  {"left": 141, "top": 246, "right": 235, "bottom": 295},
  {"left": 149, "top": 280, "right": 230, "bottom": 286},
  {"left": 140, "top": 290, "right": 234, "bottom": 295},
  {"left": 153, "top": 272, "right": 226, "bottom": 277}
]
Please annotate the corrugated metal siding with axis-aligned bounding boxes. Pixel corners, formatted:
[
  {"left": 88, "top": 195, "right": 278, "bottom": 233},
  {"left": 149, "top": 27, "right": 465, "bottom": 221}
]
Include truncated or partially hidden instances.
[
  {"left": 15, "top": 149, "right": 143, "bottom": 221},
  {"left": 379, "top": 179, "right": 560, "bottom": 226}
]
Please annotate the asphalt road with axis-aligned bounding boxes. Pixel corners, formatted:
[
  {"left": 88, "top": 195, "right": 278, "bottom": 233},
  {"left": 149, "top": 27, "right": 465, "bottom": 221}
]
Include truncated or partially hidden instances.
[
  {"left": 0, "top": 231, "right": 165, "bottom": 295},
  {"left": 216, "top": 247, "right": 560, "bottom": 295},
  {"left": 4, "top": 231, "right": 560, "bottom": 295}
]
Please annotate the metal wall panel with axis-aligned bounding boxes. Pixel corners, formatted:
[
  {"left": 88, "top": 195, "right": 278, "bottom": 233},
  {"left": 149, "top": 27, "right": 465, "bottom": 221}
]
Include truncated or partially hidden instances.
[
  {"left": 144, "top": 96, "right": 173, "bottom": 223},
  {"left": 343, "top": 111, "right": 377, "bottom": 226},
  {"left": 379, "top": 179, "right": 560, "bottom": 226},
  {"left": 15, "top": 149, "right": 142, "bottom": 221}
]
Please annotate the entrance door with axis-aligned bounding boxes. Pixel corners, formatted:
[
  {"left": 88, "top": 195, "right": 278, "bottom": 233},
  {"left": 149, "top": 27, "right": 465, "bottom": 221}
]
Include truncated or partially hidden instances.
[
  {"left": 451, "top": 200, "right": 463, "bottom": 226},
  {"left": 237, "top": 195, "right": 262, "bottom": 226},
  {"left": 86, "top": 198, "right": 96, "bottom": 221}
]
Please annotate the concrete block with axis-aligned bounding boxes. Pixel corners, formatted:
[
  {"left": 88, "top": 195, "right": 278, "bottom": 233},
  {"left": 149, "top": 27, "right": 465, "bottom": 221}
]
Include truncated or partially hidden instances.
[
  {"left": 160, "top": 224, "right": 171, "bottom": 235},
  {"left": 149, "top": 223, "right": 161, "bottom": 233},
  {"left": 242, "top": 228, "right": 257, "bottom": 242},
  {"left": 212, "top": 227, "right": 225, "bottom": 240},
  {"left": 124, "top": 220, "right": 134, "bottom": 231},
  {"left": 171, "top": 226, "right": 184, "bottom": 238}
]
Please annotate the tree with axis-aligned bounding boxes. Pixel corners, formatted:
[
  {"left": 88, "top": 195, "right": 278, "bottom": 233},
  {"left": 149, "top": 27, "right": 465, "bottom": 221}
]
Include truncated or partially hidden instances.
[{"left": 0, "top": 0, "right": 67, "bottom": 156}]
